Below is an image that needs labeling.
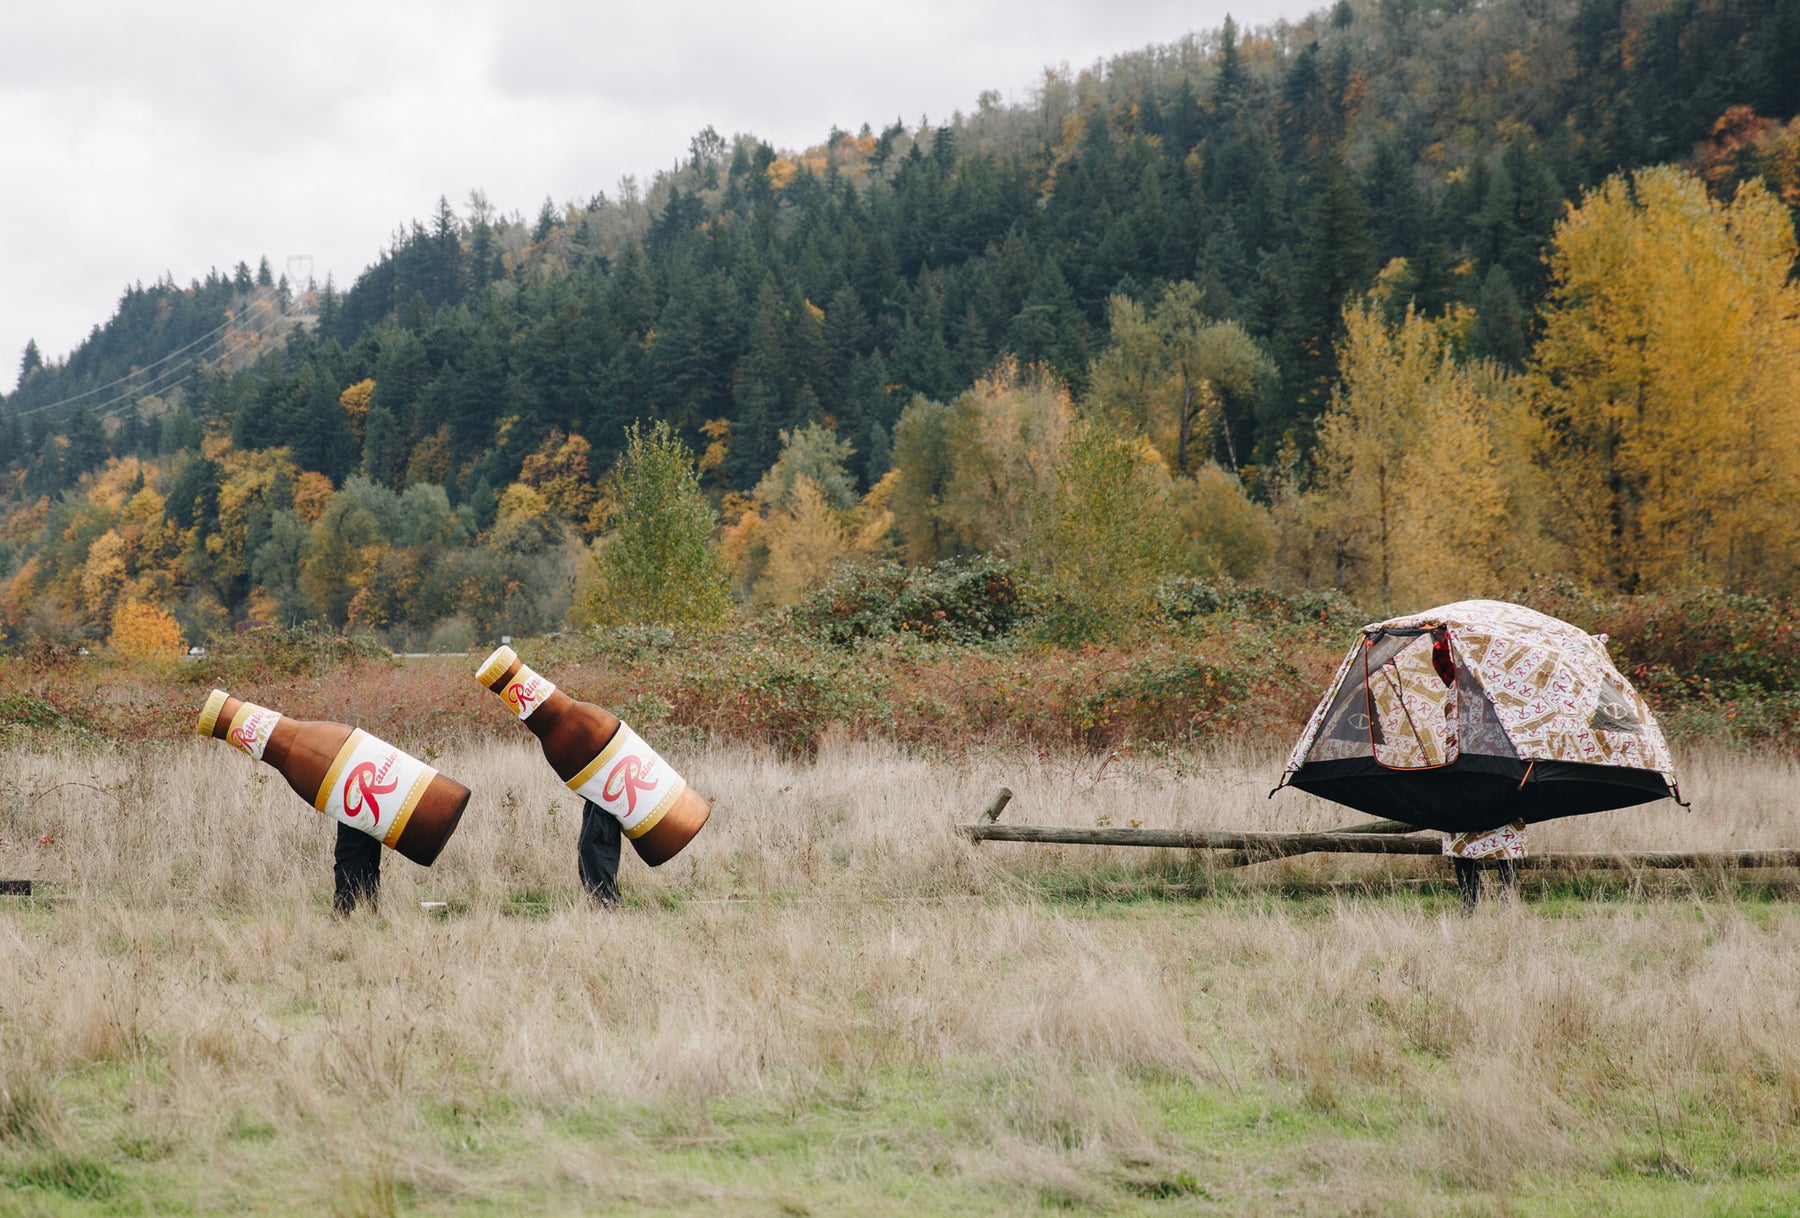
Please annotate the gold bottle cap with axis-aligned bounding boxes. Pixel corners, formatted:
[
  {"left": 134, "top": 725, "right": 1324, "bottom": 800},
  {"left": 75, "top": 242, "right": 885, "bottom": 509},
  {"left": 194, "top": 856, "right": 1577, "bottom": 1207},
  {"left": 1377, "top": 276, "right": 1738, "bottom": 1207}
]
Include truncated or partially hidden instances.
[
  {"left": 197, "top": 689, "right": 229, "bottom": 738},
  {"left": 475, "top": 645, "right": 518, "bottom": 688}
]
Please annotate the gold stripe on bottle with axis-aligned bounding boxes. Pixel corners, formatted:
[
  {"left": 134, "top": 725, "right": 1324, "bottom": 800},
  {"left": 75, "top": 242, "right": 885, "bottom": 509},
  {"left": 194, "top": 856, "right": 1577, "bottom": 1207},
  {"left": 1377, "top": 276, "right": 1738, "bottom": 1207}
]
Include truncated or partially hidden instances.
[
  {"left": 381, "top": 765, "right": 437, "bottom": 848},
  {"left": 196, "top": 689, "right": 229, "bottom": 738},
  {"left": 563, "top": 726, "right": 633, "bottom": 795},
  {"left": 622, "top": 777, "right": 687, "bottom": 840},
  {"left": 225, "top": 703, "right": 257, "bottom": 750},
  {"left": 314, "top": 729, "right": 368, "bottom": 813}
]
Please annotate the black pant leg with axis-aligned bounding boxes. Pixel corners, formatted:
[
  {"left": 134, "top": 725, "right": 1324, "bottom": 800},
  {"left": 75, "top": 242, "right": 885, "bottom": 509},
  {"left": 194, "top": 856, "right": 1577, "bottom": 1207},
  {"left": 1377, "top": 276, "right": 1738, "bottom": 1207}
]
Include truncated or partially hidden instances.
[
  {"left": 1453, "top": 857, "right": 1481, "bottom": 911},
  {"left": 1495, "top": 857, "right": 1521, "bottom": 899},
  {"left": 333, "top": 823, "right": 382, "bottom": 914},
  {"left": 577, "top": 800, "right": 622, "bottom": 906}
]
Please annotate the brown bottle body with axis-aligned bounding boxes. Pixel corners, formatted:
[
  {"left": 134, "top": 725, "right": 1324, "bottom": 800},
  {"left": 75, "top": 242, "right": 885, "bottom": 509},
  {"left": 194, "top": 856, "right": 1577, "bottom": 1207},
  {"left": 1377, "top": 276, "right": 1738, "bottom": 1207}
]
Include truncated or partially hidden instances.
[
  {"left": 477, "top": 647, "right": 709, "bottom": 866},
  {"left": 198, "top": 690, "right": 469, "bottom": 867}
]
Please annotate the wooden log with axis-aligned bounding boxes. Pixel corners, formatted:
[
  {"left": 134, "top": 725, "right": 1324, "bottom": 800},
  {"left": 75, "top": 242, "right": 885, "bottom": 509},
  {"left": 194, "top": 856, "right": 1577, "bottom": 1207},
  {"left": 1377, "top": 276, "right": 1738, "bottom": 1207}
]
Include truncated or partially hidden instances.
[
  {"left": 980, "top": 787, "right": 1013, "bottom": 825},
  {"left": 1220, "top": 848, "right": 1283, "bottom": 869},
  {"left": 961, "top": 823, "right": 1443, "bottom": 855},
  {"left": 0, "top": 880, "right": 32, "bottom": 896},
  {"left": 1518, "top": 850, "right": 1800, "bottom": 870},
  {"left": 960, "top": 823, "right": 1800, "bottom": 871},
  {"left": 1331, "top": 818, "right": 1426, "bottom": 835}
]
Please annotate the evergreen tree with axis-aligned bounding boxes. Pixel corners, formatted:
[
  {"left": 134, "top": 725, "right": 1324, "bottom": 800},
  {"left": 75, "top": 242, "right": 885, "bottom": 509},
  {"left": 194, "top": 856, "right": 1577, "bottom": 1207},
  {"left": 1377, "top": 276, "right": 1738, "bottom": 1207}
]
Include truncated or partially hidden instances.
[
  {"left": 162, "top": 403, "right": 202, "bottom": 453},
  {"left": 18, "top": 339, "right": 42, "bottom": 385},
  {"left": 293, "top": 368, "right": 358, "bottom": 484},
  {"left": 1470, "top": 266, "right": 1528, "bottom": 368},
  {"left": 533, "top": 197, "right": 559, "bottom": 242},
  {"left": 362, "top": 402, "right": 408, "bottom": 489},
  {"left": 0, "top": 408, "right": 21, "bottom": 472},
  {"left": 892, "top": 274, "right": 958, "bottom": 400},
  {"left": 728, "top": 279, "right": 797, "bottom": 486},
  {"left": 1005, "top": 258, "right": 1087, "bottom": 391},
  {"left": 1212, "top": 16, "right": 1247, "bottom": 119},
  {"left": 112, "top": 401, "right": 149, "bottom": 458},
  {"left": 1271, "top": 157, "right": 1376, "bottom": 451},
  {"left": 63, "top": 403, "right": 108, "bottom": 476},
  {"left": 821, "top": 283, "right": 872, "bottom": 405}
]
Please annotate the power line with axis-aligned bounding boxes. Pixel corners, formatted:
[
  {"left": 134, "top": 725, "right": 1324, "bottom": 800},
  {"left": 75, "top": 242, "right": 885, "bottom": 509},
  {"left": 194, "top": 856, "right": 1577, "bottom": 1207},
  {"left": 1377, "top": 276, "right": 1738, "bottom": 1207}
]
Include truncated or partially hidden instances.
[
  {"left": 84, "top": 303, "right": 284, "bottom": 424},
  {"left": 11, "top": 290, "right": 277, "bottom": 419},
  {"left": 78, "top": 308, "right": 272, "bottom": 425},
  {"left": 7, "top": 289, "right": 280, "bottom": 420}
]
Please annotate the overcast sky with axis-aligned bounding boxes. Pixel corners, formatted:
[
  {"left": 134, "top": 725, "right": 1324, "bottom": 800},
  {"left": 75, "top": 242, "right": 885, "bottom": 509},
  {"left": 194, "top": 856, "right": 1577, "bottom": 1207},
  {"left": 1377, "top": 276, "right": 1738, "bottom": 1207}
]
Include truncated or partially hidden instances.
[{"left": 2, "top": 0, "right": 1321, "bottom": 395}]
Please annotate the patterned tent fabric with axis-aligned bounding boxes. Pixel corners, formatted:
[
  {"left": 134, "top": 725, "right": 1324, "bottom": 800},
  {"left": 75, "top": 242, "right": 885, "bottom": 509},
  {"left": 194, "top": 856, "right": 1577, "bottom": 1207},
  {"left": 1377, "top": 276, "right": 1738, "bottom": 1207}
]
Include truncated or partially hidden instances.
[
  {"left": 1284, "top": 599, "right": 1677, "bottom": 787},
  {"left": 1443, "top": 820, "right": 1528, "bottom": 859},
  {"left": 1367, "top": 632, "right": 1457, "bottom": 768}
]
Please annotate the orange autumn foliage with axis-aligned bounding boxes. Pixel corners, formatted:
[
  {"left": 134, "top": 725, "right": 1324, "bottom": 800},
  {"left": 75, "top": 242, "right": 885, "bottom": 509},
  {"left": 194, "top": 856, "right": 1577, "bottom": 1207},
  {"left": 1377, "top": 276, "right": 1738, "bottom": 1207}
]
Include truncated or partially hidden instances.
[{"left": 109, "top": 599, "right": 185, "bottom": 661}]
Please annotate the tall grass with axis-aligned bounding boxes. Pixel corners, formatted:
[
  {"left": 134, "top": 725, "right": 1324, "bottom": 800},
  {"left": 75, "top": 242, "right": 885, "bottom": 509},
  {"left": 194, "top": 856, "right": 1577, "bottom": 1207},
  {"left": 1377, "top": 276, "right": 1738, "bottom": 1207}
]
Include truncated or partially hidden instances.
[{"left": 1, "top": 738, "right": 1797, "bottom": 1212}]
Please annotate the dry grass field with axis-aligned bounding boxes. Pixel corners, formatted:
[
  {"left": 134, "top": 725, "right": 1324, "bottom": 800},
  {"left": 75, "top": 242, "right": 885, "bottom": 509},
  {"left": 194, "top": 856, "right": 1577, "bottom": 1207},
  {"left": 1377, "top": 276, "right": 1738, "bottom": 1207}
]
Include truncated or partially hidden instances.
[{"left": 3, "top": 731, "right": 1800, "bottom": 1215}]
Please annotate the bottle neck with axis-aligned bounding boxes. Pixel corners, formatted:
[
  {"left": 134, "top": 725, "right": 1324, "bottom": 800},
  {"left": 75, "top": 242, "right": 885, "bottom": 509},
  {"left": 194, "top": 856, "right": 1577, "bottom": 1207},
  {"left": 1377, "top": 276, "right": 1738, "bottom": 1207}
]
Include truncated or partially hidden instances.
[
  {"left": 200, "top": 690, "right": 297, "bottom": 766},
  {"left": 482, "top": 655, "right": 621, "bottom": 768},
  {"left": 484, "top": 656, "right": 560, "bottom": 723}
]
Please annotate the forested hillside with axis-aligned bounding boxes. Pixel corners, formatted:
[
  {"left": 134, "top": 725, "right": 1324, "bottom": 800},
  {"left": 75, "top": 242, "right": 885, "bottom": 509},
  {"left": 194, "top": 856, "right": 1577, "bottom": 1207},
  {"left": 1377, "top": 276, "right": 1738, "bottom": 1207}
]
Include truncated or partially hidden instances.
[{"left": 4, "top": 0, "right": 1799, "bottom": 652}]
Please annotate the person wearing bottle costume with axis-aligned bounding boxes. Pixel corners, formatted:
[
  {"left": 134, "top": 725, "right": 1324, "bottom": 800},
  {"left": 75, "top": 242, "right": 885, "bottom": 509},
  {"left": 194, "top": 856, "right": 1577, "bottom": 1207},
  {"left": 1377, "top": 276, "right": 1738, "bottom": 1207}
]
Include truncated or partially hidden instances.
[
  {"left": 333, "top": 824, "right": 382, "bottom": 914},
  {"left": 475, "top": 645, "right": 710, "bottom": 902},
  {"left": 576, "top": 801, "right": 623, "bottom": 907},
  {"left": 196, "top": 688, "right": 469, "bottom": 915}
]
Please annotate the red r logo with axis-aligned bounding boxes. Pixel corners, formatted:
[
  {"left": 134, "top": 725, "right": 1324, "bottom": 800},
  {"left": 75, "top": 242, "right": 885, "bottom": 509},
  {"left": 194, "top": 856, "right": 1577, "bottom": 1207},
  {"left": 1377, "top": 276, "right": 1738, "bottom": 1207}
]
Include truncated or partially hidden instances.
[
  {"left": 506, "top": 678, "right": 543, "bottom": 713},
  {"left": 601, "top": 754, "right": 659, "bottom": 815},
  {"left": 231, "top": 711, "right": 267, "bottom": 752},
  {"left": 343, "top": 761, "right": 400, "bottom": 825}
]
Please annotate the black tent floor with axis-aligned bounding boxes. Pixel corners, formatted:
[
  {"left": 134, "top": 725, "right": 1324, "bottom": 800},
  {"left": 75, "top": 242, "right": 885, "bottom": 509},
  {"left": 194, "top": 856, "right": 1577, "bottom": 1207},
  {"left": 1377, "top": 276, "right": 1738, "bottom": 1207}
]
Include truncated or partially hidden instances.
[{"left": 1286, "top": 756, "right": 1674, "bottom": 834}]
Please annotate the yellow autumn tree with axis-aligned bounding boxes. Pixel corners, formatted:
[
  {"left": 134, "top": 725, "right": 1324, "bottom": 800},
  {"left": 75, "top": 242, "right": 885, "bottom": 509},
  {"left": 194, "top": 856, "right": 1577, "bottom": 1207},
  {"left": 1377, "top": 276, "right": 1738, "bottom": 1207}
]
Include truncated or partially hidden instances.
[
  {"left": 754, "top": 476, "right": 853, "bottom": 609},
  {"left": 299, "top": 482, "right": 388, "bottom": 625},
  {"left": 1168, "top": 463, "right": 1276, "bottom": 581},
  {"left": 887, "top": 357, "right": 1072, "bottom": 564},
  {"left": 339, "top": 379, "right": 375, "bottom": 442},
  {"left": 519, "top": 429, "right": 606, "bottom": 538},
  {"left": 215, "top": 448, "right": 304, "bottom": 587},
  {"left": 1297, "top": 303, "right": 1544, "bottom": 611},
  {"left": 79, "top": 529, "right": 128, "bottom": 630},
  {"left": 697, "top": 418, "right": 731, "bottom": 486},
  {"left": 292, "top": 471, "right": 335, "bottom": 524},
  {"left": 1535, "top": 166, "right": 1800, "bottom": 592},
  {"left": 722, "top": 426, "right": 894, "bottom": 609},
  {"left": 1026, "top": 419, "right": 1183, "bottom": 639},
  {"left": 406, "top": 424, "right": 455, "bottom": 489},
  {"left": 941, "top": 359, "right": 1073, "bottom": 557},
  {"left": 1089, "top": 282, "right": 1274, "bottom": 474},
  {"left": 109, "top": 599, "right": 185, "bottom": 661}
]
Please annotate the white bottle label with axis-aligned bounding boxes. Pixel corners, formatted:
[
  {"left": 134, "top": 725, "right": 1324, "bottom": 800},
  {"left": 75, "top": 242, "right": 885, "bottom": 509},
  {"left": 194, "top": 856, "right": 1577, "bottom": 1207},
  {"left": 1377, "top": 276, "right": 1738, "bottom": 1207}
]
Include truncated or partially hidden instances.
[
  {"left": 225, "top": 702, "right": 283, "bottom": 761},
  {"left": 499, "top": 664, "right": 557, "bottom": 720},
  {"left": 315, "top": 729, "right": 438, "bottom": 847},
  {"left": 566, "top": 722, "right": 687, "bottom": 838}
]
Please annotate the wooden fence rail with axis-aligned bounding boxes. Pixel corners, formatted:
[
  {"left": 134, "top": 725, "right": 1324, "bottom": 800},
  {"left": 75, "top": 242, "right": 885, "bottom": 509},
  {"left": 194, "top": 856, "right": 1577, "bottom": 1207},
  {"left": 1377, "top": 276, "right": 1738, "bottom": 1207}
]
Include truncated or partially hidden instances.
[
  {"left": 963, "top": 787, "right": 1800, "bottom": 871},
  {"left": 962, "top": 823, "right": 1442, "bottom": 856}
]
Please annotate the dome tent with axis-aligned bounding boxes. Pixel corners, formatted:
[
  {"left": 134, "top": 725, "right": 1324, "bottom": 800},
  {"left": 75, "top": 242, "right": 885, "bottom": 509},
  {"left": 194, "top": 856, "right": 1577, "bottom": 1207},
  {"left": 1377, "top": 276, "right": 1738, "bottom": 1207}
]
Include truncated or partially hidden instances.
[{"left": 1275, "top": 600, "right": 1681, "bottom": 834}]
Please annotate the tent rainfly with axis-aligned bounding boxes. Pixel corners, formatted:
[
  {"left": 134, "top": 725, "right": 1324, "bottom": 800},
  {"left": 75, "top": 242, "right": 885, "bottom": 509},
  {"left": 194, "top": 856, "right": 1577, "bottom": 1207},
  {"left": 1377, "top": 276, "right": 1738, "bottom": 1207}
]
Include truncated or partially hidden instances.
[{"left": 1275, "top": 600, "right": 1682, "bottom": 834}]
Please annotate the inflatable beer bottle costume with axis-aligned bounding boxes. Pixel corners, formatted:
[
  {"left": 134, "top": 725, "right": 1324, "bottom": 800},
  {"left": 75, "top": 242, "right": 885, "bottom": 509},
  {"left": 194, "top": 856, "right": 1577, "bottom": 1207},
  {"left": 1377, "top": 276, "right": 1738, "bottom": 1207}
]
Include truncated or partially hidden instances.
[
  {"left": 476, "top": 646, "right": 709, "bottom": 866},
  {"left": 196, "top": 689, "right": 470, "bottom": 866}
]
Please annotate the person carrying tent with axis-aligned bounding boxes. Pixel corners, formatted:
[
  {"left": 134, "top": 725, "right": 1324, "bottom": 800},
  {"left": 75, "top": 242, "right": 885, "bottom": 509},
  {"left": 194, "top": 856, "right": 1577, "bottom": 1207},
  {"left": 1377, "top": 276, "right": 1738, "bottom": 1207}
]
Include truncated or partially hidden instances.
[{"left": 1275, "top": 600, "right": 1684, "bottom": 906}]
